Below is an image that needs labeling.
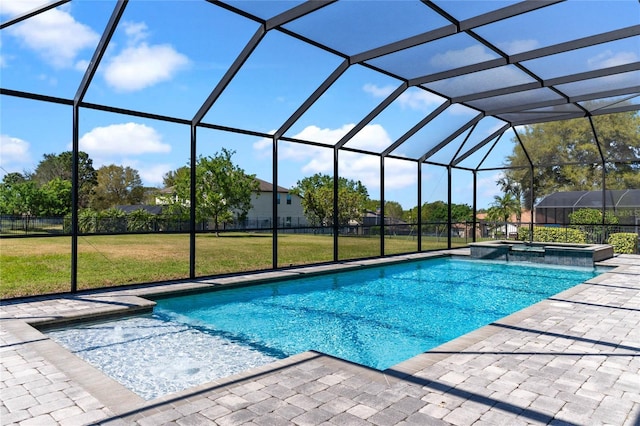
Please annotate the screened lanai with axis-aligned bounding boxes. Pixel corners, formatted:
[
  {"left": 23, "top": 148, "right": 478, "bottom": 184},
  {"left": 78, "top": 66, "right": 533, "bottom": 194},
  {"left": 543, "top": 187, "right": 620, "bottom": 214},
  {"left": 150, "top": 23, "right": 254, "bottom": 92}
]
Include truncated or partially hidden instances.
[{"left": 1, "top": 0, "right": 639, "bottom": 296}]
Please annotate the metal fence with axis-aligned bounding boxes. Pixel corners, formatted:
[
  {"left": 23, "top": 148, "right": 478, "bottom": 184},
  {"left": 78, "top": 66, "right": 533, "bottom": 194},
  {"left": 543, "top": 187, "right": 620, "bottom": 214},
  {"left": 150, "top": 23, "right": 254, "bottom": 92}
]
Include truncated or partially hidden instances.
[{"left": 2, "top": 215, "right": 638, "bottom": 251}]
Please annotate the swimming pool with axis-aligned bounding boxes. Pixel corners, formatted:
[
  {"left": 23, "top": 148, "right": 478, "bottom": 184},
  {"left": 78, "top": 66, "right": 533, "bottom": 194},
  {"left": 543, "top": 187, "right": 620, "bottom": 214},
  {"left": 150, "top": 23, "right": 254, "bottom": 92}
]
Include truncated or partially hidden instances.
[{"left": 47, "top": 257, "right": 601, "bottom": 400}]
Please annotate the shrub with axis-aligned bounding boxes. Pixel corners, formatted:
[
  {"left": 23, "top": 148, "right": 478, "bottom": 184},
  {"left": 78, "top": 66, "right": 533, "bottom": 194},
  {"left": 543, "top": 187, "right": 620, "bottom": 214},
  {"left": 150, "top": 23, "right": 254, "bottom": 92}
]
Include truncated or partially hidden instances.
[
  {"left": 608, "top": 233, "right": 638, "bottom": 254},
  {"left": 518, "top": 226, "right": 586, "bottom": 244},
  {"left": 96, "top": 208, "right": 127, "bottom": 233},
  {"left": 127, "top": 209, "right": 155, "bottom": 232}
]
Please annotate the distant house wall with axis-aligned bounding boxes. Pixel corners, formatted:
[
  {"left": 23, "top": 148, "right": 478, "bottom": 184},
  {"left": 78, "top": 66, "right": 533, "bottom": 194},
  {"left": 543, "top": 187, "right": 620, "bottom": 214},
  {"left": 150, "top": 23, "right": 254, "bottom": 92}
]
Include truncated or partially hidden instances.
[{"left": 247, "top": 191, "right": 307, "bottom": 227}]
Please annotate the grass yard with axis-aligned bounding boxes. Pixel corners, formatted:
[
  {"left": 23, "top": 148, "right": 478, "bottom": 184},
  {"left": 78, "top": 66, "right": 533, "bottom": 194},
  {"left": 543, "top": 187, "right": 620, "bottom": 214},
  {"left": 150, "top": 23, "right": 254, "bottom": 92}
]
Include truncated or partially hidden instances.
[{"left": 1, "top": 232, "right": 468, "bottom": 299}]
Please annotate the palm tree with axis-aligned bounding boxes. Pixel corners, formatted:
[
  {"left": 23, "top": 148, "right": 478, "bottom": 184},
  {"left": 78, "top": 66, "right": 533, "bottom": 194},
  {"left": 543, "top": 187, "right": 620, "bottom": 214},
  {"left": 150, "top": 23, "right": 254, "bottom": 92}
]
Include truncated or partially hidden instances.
[
  {"left": 496, "top": 176, "right": 524, "bottom": 221},
  {"left": 487, "top": 193, "right": 521, "bottom": 238}
]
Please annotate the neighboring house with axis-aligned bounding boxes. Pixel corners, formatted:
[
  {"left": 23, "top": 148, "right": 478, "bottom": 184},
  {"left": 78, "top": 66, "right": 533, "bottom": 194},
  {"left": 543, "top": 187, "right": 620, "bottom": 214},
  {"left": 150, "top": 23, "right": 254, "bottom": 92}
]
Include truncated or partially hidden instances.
[
  {"left": 477, "top": 210, "right": 532, "bottom": 239},
  {"left": 245, "top": 179, "right": 307, "bottom": 228},
  {"left": 154, "top": 187, "right": 181, "bottom": 206},
  {"left": 153, "top": 179, "right": 308, "bottom": 229},
  {"left": 347, "top": 210, "right": 409, "bottom": 235}
]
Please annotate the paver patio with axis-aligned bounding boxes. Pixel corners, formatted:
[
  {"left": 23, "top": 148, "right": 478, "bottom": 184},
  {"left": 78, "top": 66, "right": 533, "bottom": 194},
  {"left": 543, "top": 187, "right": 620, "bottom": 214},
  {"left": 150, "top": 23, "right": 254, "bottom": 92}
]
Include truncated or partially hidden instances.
[{"left": 1, "top": 251, "right": 639, "bottom": 425}]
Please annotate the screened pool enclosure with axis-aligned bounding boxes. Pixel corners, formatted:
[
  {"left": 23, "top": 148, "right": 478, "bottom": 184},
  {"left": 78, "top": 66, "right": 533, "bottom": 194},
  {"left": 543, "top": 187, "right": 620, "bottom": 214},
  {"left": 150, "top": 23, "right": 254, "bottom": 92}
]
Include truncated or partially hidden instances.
[{"left": 1, "top": 0, "right": 639, "bottom": 295}]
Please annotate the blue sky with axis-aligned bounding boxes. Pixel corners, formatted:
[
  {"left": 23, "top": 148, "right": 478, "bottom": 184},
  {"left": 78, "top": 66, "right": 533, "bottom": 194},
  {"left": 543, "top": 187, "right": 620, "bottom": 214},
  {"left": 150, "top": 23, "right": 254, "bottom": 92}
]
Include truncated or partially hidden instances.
[{"left": 1, "top": 0, "right": 637, "bottom": 210}]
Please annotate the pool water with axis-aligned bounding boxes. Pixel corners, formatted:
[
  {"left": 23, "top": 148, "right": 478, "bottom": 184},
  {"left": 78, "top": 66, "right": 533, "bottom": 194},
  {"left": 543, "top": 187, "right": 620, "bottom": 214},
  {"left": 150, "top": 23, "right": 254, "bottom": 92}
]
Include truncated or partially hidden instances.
[{"left": 47, "top": 258, "right": 600, "bottom": 400}]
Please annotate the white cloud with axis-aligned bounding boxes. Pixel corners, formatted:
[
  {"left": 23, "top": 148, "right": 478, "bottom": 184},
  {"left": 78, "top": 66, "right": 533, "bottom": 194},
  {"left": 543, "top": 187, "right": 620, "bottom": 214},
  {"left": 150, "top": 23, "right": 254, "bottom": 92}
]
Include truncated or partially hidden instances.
[
  {"left": 398, "top": 89, "right": 443, "bottom": 112},
  {"left": 79, "top": 122, "right": 171, "bottom": 156},
  {"left": 380, "top": 158, "right": 417, "bottom": 191},
  {"left": 497, "top": 39, "right": 539, "bottom": 54},
  {"left": 121, "top": 160, "right": 170, "bottom": 187},
  {"left": 254, "top": 124, "right": 416, "bottom": 193},
  {"left": 588, "top": 50, "right": 638, "bottom": 69},
  {"left": 343, "top": 123, "right": 392, "bottom": 151},
  {"left": 363, "top": 83, "right": 395, "bottom": 98},
  {"left": 0, "top": 134, "right": 31, "bottom": 173},
  {"left": 103, "top": 43, "right": 190, "bottom": 92},
  {"left": 253, "top": 137, "right": 272, "bottom": 152},
  {"left": 293, "top": 124, "right": 354, "bottom": 145},
  {"left": 2, "top": 1, "right": 99, "bottom": 68},
  {"left": 0, "top": 38, "right": 7, "bottom": 68},
  {"left": 364, "top": 83, "right": 443, "bottom": 112},
  {"left": 122, "top": 21, "right": 150, "bottom": 45},
  {"left": 430, "top": 45, "right": 495, "bottom": 69}
]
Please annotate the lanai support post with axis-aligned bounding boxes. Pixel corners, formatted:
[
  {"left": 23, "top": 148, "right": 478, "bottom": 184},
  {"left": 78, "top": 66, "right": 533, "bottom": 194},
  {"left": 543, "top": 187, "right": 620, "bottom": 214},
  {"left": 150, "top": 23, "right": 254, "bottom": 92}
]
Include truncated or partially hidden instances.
[
  {"left": 333, "top": 147, "right": 339, "bottom": 262},
  {"left": 417, "top": 162, "right": 422, "bottom": 252},
  {"left": 589, "top": 116, "right": 607, "bottom": 242},
  {"left": 71, "top": 0, "right": 128, "bottom": 292},
  {"left": 472, "top": 171, "right": 477, "bottom": 243},
  {"left": 189, "top": 125, "right": 197, "bottom": 278},
  {"left": 447, "top": 165, "right": 452, "bottom": 249},
  {"left": 272, "top": 136, "right": 278, "bottom": 269},
  {"left": 380, "top": 156, "right": 385, "bottom": 256}
]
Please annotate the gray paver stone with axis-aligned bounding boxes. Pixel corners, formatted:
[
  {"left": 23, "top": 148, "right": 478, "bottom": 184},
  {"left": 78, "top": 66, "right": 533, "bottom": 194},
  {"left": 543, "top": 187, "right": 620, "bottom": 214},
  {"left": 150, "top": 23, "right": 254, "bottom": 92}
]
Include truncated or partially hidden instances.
[
  {"left": 403, "top": 411, "right": 448, "bottom": 425},
  {"left": 19, "top": 413, "right": 58, "bottom": 426},
  {"left": 28, "top": 397, "right": 74, "bottom": 417},
  {"left": 175, "top": 398, "right": 216, "bottom": 416},
  {"left": 318, "top": 395, "right": 356, "bottom": 415},
  {"left": 346, "top": 404, "right": 378, "bottom": 419},
  {"left": 200, "top": 405, "right": 232, "bottom": 421},
  {"left": 443, "top": 406, "right": 483, "bottom": 426},
  {"left": 50, "top": 405, "right": 83, "bottom": 422},
  {"left": 215, "top": 394, "right": 250, "bottom": 410},
  {"left": 4, "top": 394, "right": 38, "bottom": 412},
  {"left": 247, "top": 396, "right": 284, "bottom": 415},
  {"left": 273, "top": 403, "right": 305, "bottom": 420},
  {"left": 136, "top": 409, "right": 183, "bottom": 426},
  {"left": 215, "top": 409, "right": 258, "bottom": 426},
  {"left": 285, "top": 393, "right": 321, "bottom": 411},
  {"left": 328, "top": 412, "right": 372, "bottom": 426},
  {"left": 291, "top": 408, "right": 333, "bottom": 426},
  {"left": 367, "top": 407, "right": 407, "bottom": 426},
  {"left": 175, "top": 413, "right": 214, "bottom": 426},
  {"left": 58, "top": 409, "right": 110, "bottom": 426}
]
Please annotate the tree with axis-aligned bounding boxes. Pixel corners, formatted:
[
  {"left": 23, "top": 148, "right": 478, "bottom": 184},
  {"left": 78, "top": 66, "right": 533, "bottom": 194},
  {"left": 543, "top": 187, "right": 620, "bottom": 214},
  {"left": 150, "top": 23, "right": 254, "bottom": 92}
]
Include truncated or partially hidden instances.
[
  {"left": 383, "top": 201, "right": 404, "bottom": 221},
  {"left": 2, "top": 172, "right": 26, "bottom": 185},
  {"left": 291, "top": 173, "right": 369, "bottom": 227},
  {"left": 170, "top": 149, "right": 259, "bottom": 235},
  {"left": 40, "top": 178, "right": 72, "bottom": 216},
  {"left": 30, "top": 151, "right": 97, "bottom": 208},
  {"left": 503, "top": 109, "right": 640, "bottom": 206},
  {"left": 163, "top": 166, "right": 189, "bottom": 188},
  {"left": 497, "top": 175, "right": 523, "bottom": 220},
  {"left": 0, "top": 179, "right": 42, "bottom": 216},
  {"left": 90, "top": 165, "right": 144, "bottom": 210},
  {"left": 486, "top": 193, "right": 521, "bottom": 237},
  {"left": 0, "top": 174, "right": 72, "bottom": 217},
  {"left": 413, "top": 201, "right": 472, "bottom": 236}
]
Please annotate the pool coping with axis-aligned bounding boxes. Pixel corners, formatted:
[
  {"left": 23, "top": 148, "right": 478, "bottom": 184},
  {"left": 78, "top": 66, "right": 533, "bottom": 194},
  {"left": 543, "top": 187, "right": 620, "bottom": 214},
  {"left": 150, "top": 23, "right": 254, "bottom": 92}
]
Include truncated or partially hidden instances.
[{"left": 2, "top": 249, "right": 639, "bottom": 425}]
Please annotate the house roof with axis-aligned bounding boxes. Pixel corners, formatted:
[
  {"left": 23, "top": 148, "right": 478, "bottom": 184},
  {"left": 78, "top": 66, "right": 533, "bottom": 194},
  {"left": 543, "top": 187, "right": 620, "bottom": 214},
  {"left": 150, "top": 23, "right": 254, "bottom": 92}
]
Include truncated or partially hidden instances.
[
  {"left": 116, "top": 205, "right": 164, "bottom": 215},
  {"left": 535, "top": 189, "right": 640, "bottom": 209},
  {"left": 256, "top": 178, "right": 290, "bottom": 193}
]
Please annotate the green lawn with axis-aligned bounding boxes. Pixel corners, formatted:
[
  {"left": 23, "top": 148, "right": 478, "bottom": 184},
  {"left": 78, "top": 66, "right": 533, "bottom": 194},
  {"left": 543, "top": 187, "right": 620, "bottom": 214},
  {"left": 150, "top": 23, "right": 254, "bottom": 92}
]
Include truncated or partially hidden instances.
[{"left": 0, "top": 233, "right": 469, "bottom": 299}]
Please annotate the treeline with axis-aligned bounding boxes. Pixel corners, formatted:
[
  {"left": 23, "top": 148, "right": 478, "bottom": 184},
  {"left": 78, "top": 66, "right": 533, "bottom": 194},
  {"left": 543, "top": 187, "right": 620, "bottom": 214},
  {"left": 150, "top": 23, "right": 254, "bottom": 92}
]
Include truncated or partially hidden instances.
[{"left": 0, "top": 151, "right": 151, "bottom": 217}]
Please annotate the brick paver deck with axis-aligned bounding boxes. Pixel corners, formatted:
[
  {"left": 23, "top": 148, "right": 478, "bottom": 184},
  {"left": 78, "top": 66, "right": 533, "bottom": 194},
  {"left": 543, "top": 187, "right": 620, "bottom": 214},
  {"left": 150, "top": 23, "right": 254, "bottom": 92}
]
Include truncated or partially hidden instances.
[{"left": 2, "top": 251, "right": 639, "bottom": 425}]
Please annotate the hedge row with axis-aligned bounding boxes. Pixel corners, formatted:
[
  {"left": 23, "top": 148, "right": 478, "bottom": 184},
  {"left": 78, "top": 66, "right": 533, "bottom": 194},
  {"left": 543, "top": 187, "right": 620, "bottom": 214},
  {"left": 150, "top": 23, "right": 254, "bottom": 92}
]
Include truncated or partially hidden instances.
[
  {"left": 608, "top": 233, "right": 639, "bottom": 254},
  {"left": 517, "top": 226, "right": 586, "bottom": 244},
  {"left": 516, "top": 226, "right": 638, "bottom": 254}
]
